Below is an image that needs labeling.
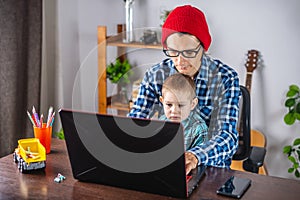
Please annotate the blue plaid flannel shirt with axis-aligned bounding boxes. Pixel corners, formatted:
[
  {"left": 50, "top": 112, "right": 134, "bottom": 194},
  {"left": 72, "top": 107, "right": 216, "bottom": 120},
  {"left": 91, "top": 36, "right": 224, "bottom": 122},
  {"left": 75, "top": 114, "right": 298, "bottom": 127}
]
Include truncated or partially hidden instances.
[{"left": 128, "top": 54, "right": 240, "bottom": 168}]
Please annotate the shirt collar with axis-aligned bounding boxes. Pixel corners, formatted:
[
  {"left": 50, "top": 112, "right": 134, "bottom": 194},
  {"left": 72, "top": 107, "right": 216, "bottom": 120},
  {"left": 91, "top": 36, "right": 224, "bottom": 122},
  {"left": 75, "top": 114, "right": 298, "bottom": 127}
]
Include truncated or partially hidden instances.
[{"left": 195, "top": 53, "right": 210, "bottom": 83}]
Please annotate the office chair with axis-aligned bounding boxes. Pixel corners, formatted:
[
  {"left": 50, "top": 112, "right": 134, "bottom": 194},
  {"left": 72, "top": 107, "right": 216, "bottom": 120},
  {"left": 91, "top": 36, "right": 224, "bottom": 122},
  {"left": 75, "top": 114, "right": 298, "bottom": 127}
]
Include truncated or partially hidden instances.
[{"left": 231, "top": 85, "right": 267, "bottom": 174}]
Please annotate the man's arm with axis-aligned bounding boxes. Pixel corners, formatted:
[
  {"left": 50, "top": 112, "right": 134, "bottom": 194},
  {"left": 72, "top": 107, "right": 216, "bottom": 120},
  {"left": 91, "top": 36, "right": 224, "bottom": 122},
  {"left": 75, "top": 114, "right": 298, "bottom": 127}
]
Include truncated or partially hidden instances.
[
  {"left": 128, "top": 66, "right": 164, "bottom": 118},
  {"left": 187, "top": 76, "right": 240, "bottom": 168},
  {"left": 128, "top": 80, "right": 155, "bottom": 118}
]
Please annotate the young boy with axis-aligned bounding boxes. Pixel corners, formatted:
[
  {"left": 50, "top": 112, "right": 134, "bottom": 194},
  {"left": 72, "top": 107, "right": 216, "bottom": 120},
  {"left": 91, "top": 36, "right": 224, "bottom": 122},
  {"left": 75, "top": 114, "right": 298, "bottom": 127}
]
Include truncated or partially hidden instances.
[{"left": 159, "top": 73, "right": 208, "bottom": 150}]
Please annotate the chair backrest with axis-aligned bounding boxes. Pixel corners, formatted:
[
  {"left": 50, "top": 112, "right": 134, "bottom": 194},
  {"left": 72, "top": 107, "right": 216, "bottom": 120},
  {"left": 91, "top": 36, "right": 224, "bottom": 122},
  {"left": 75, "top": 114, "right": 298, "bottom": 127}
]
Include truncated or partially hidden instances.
[
  {"left": 232, "top": 85, "right": 251, "bottom": 160},
  {"left": 250, "top": 130, "right": 266, "bottom": 147}
]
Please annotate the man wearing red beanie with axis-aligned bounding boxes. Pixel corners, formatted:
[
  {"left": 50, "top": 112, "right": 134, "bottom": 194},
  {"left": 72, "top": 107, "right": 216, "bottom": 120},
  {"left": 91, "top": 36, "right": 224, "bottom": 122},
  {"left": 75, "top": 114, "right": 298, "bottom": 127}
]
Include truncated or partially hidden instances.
[{"left": 129, "top": 5, "right": 240, "bottom": 174}]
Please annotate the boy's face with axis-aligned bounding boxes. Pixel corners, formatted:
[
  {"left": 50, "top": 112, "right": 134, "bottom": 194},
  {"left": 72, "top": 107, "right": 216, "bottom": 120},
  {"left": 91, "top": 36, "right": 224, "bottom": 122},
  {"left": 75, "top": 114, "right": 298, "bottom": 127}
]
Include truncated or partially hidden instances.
[{"left": 159, "top": 89, "right": 198, "bottom": 122}]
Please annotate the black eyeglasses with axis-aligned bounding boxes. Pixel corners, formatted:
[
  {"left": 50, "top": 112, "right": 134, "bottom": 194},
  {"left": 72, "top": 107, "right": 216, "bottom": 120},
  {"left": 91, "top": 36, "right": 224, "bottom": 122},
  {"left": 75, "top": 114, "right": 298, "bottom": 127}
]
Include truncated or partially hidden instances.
[{"left": 163, "top": 43, "right": 202, "bottom": 58}]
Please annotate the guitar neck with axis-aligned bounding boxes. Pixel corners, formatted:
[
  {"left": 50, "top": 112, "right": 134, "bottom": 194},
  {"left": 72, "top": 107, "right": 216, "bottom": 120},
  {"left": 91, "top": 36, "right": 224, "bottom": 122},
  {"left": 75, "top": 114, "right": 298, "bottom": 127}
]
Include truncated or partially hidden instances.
[
  {"left": 245, "top": 72, "right": 253, "bottom": 93},
  {"left": 244, "top": 49, "right": 259, "bottom": 94}
]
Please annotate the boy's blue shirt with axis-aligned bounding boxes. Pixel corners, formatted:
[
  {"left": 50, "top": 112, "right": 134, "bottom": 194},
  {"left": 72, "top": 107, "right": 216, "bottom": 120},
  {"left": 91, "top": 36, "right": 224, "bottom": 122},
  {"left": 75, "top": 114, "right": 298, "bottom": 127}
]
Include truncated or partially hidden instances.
[{"left": 159, "top": 109, "right": 208, "bottom": 151}]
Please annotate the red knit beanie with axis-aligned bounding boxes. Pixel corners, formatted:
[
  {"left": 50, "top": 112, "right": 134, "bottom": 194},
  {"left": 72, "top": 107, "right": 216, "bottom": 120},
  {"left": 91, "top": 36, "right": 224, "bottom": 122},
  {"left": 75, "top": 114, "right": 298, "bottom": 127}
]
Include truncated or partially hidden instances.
[{"left": 161, "top": 5, "right": 212, "bottom": 51}]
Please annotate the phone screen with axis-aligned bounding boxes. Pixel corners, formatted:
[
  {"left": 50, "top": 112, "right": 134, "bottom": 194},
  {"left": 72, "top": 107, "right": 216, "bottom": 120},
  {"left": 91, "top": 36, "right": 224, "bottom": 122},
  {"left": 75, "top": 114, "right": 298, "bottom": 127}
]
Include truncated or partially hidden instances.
[{"left": 216, "top": 176, "right": 251, "bottom": 198}]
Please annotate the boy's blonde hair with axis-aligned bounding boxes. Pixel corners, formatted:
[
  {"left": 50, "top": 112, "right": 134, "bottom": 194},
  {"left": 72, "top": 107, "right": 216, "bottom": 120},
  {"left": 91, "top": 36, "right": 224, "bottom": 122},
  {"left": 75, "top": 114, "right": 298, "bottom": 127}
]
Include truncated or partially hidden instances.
[{"left": 162, "top": 73, "right": 196, "bottom": 100}]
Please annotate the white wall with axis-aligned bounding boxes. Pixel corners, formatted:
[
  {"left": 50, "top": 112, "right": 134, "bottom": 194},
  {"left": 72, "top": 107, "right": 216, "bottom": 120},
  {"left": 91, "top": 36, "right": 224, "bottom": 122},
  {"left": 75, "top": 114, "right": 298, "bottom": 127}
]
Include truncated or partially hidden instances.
[{"left": 45, "top": 0, "right": 300, "bottom": 179}]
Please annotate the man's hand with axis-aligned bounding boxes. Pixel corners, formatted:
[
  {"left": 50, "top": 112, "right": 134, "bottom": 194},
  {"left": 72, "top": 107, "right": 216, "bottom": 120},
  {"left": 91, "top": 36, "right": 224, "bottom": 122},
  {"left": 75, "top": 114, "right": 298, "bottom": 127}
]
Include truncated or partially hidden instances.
[{"left": 185, "top": 152, "right": 198, "bottom": 175}]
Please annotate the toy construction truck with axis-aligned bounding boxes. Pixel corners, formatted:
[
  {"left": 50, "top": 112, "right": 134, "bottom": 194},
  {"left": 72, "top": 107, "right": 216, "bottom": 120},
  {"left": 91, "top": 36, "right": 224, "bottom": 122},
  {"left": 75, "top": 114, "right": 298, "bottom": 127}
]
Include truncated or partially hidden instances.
[{"left": 13, "top": 138, "right": 46, "bottom": 173}]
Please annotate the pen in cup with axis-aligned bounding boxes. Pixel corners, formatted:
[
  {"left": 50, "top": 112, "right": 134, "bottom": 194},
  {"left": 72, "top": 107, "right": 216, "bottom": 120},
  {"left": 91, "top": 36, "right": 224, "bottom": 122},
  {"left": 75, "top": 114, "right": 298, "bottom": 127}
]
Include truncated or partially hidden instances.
[
  {"left": 27, "top": 111, "right": 37, "bottom": 127},
  {"left": 40, "top": 114, "right": 44, "bottom": 127},
  {"left": 46, "top": 112, "right": 55, "bottom": 128},
  {"left": 32, "top": 106, "right": 40, "bottom": 128},
  {"left": 47, "top": 107, "right": 53, "bottom": 126}
]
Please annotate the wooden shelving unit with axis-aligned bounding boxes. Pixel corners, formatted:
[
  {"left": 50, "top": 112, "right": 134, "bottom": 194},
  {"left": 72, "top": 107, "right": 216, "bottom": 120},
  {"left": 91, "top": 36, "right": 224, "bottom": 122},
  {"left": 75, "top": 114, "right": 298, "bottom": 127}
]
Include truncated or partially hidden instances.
[{"left": 97, "top": 25, "right": 162, "bottom": 115}]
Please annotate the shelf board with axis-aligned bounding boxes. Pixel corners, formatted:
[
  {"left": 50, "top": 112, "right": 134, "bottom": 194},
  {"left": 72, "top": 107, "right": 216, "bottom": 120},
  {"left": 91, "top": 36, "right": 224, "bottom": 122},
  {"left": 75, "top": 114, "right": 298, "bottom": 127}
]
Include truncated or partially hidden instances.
[
  {"left": 107, "top": 95, "right": 130, "bottom": 112},
  {"left": 106, "top": 36, "right": 162, "bottom": 49},
  {"left": 107, "top": 103, "right": 130, "bottom": 112}
]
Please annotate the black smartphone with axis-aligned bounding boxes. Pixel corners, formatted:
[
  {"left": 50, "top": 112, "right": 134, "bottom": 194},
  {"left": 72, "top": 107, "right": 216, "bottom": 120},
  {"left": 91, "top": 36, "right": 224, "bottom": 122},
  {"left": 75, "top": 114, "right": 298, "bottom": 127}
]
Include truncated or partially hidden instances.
[{"left": 216, "top": 176, "right": 251, "bottom": 199}]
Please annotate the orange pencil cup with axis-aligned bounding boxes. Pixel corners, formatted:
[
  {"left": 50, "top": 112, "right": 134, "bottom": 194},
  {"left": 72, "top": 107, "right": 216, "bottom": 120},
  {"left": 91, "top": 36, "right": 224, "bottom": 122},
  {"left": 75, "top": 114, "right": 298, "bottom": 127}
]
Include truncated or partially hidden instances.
[{"left": 33, "top": 123, "right": 52, "bottom": 154}]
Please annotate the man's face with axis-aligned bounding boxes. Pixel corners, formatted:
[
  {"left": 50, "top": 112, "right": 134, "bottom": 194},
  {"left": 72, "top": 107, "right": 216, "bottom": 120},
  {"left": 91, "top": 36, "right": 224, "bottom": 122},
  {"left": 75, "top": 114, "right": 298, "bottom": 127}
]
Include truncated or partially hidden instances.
[{"left": 165, "top": 33, "right": 204, "bottom": 77}]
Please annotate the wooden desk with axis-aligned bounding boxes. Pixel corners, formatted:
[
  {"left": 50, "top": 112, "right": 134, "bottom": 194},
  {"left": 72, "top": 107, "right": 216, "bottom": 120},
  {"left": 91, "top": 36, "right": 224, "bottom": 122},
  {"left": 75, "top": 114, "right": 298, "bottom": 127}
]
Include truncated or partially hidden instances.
[{"left": 0, "top": 139, "right": 299, "bottom": 199}]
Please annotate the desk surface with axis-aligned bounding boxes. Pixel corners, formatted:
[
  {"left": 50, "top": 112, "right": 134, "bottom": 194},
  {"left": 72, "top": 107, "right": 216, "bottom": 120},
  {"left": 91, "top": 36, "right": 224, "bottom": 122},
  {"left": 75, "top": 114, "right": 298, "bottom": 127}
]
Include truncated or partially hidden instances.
[{"left": 0, "top": 139, "right": 299, "bottom": 200}]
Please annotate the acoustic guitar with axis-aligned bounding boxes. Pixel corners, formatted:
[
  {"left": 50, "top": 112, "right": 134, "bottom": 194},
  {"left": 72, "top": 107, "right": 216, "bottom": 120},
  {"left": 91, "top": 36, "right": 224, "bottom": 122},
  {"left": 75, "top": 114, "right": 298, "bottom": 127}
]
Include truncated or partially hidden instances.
[
  {"left": 244, "top": 50, "right": 267, "bottom": 144},
  {"left": 236, "top": 50, "right": 260, "bottom": 153},
  {"left": 232, "top": 49, "right": 267, "bottom": 175},
  {"left": 238, "top": 49, "right": 263, "bottom": 143}
]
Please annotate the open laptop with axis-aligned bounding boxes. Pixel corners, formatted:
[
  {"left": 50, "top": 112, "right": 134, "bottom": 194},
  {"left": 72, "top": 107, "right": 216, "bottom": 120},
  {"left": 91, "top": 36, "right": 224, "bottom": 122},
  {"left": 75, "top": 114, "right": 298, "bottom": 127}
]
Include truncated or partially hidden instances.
[{"left": 59, "top": 109, "right": 206, "bottom": 198}]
